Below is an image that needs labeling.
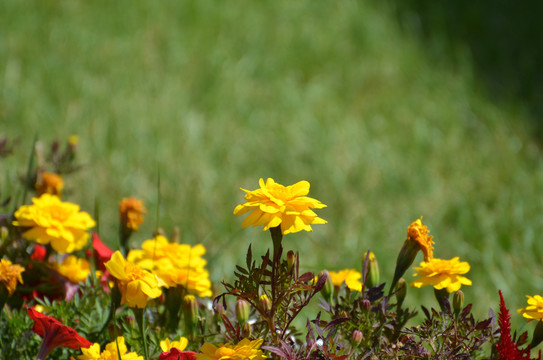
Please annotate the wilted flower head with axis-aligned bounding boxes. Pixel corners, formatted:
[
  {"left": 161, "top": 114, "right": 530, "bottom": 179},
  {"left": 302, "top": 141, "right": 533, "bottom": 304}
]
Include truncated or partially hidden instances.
[
  {"left": 13, "top": 194, "right": 95, "bottom": 254},
  {"left": 51, "top": 255, "right": 90, "bottom": 283},
  {"left": 119, "top": 197, "right": 146, "bottom": 232},
  {"left": 127, "top": 235, "right": 212, "bottom": 297},
  {"left": 0, "top": 259, "right": 25, "bottom": 295},
  {"left": 234, "top": 178, "right": 326, "bottom": 235},
  {"left": 195, "top": 338, "right": 266, "bottom": 360},
  {"left": 410, "top": 257, "right": 472, "bottom": 293},
  {"left": 518, "top": 295, "right": 543, "bottom": 322},
  {"left": 105, "top": 251, "right": 162, "bottom": 308},
  {"left": 36, "top": 172, "right": 64, "bottom": 197},
  {"left": 77, "top": 336, "right": 143, "bottom": 360},
  {"left": 28, "top": 307, "right": 92, "bottom": 360},
  {"left": 406, "top": 218, "right": 434, "bottom": 262},
  {"left": 328, "top": 269, "right": 363, "bottom": 292}
]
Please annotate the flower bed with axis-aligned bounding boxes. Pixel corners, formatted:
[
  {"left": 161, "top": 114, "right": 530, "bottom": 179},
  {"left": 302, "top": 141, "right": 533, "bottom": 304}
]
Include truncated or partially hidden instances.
[{"left": 0, "top": 136, "right": 541, "bottom": 359}]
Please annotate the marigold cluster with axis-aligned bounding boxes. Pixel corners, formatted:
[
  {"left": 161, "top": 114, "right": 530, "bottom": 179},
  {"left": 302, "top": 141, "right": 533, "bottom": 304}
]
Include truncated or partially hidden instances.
[
  {"left": 13, "top": 194, "right": 96, "bottom": 254},
  {"left": 119, "top": 197, "right": 146, "bottom": 232},
  {"left": 128, "top": 235, "right": 212, "bottom": 297},
  {"left": 234, "top": 178, "right": 326, "bottom": 235},
  {"left": 105, "top": 251, "right": 163, "bottom": 308},
  {"left": 410, "top": 257, "right": 472, "bottom": 293},
  {"left": 0, "top": 259, "right": 25, "bottom": 295},
  {"left": 195, "top": 338, "right": 266, "bottom": 360}
]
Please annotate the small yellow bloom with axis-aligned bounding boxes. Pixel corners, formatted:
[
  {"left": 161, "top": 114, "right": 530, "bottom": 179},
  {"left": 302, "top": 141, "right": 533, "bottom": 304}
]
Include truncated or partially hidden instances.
[
  {"left": 127, "top": 235, "right": 212, "bottom": 297},
  {"left": 51, "top": 256, "right": 90, "bottom": 283},
  {"left": 105, "top": 251, "right": 162, "bottom": 308},
  {"left": 77, "top": 337, "right": 143, "bottom": 360},
  {"left": 518, "top": 295, "right": 543, "bottom": 322},
  {"left": 119, "top": 197, "right": 146, "bottom": 232},
  {"left": 36, "top": 172, "right": 64, "bottom": 197},
  {"left": 0, "top": 259, "right": 25, "bottom": 295},
  {"left": 406, "top": 218, "right": 434, "bottom": 262},
  {"left": 328, "top": 269, "right": 363, "bottom": 292},
  {"left": 410, "top": 257, "right": 472, "bottom": 293},
  {"left": 234, "top": 178, "right": 327, "bottom": 235},
  {"left": 160, "top": 337, "right": 189, "bottom": 352},
  {"left": 13, "top": 194, "right": 95, "bottom": 254},
  {"left": 195, "top": 338, "right": 266, "bottom": 360}
]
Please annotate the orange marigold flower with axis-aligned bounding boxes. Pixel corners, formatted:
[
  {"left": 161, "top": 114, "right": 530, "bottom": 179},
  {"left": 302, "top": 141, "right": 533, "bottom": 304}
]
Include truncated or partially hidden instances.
[
  {"left": 234, "top": 178, "right": 326, "bottom": 235},
  {"left": 105, "top": 251, "right": 162, "bottom": 308},
  {"left": 406, "top": 218, "right": 434, "bottom": 262},
  {"left": 119, "top": 197, "right": 146, "bottom": 232},
  {"left": 0, "top": 259, "right": 25, "bottom": 295},
  {"left": 328, "top": 269, "right": 363, "bottom": 292},
  {"left": 195, "top": 338, "right": 266, "bottom": 360},
  {"left": 36, "top": 172, "right": 65, "bottom": 197},
  {"left": 13, "top": 194, "right": 95, "bottom": 254},
  {"left": 518, "top": 295, "right": 543, "bottom": 322},
  {"left": 410, "top": 257, "right": 472, "bottom": 293}
]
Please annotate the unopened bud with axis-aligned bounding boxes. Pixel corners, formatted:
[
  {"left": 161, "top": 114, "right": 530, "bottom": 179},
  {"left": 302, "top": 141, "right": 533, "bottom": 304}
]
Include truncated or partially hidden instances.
[
  {"left": 259, "top": 294, "right": 272, "bottom": 313},
  {"left": 287, "top": 250, "right": 295, "bottom": 272},
  {"left": 361, "top": 299, "right": 371, "bottom": 311},
  {"left": 0, "top": 227, "right": 8, "bottom": 243},
  {"left": 242, "top": 322, "right": 252, "bottom": 338},
  {"left": 452, "top": 290, "right": 464, "bottom": 316},
  {"left": 351, "top": 330, "right": 363, "bottom": 347},
  {"left": 183, "top": 295, "right": 198, "bottom": 336},
  {"left": 362, "top": 251, "right": 380, "bottom": 288},
  {"left": 395, "top": 278, "right": 407, "bottom": 308},
  {"left": 320, "top": 270, "right": 334, "bottom": 302},
  {"left": 235, "top": 298, "right": 250, "bottom": 325}
]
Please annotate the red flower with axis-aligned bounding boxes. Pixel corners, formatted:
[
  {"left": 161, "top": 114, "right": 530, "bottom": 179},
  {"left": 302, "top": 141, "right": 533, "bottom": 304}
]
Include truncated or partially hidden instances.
[
  {"left": 28, "top": 307, "right": 92, "bottom": 360},
  {"left": 30, "top": 244, "right": 47, "bottom": 262},
  {"left": 92, "top": 232, "right": 113, "bottom": 271},
  {"left": 158, "top": 348, "right": 198, "bottom": 360}
]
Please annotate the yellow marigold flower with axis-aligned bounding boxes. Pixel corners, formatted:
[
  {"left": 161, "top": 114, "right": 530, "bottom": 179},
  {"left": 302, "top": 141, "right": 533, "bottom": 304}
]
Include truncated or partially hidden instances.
[
  {"left": 77, "top": 336, "right": 143, "bottom": 360},
  {"left": 119, "top": 197, "right": 146, "bottom": 232},
  {"left": 234, "top": 178, "right": 327, "bottom": 235},
  {"left": 328, "top": 269, "right": 363, "bottom": 292},
  {"left": 410, "top": 257, "right": 472, "bottom": 293},
  {"left": 51, "top": 256, "right": 90, "bottom": 283},
  {"left": 195, "top": 338, "right": 266, "bottom": 360},
  {"left": 406, "top": 218, "right": 434, "bottom": 262},
  {"left": 127, "top": 235, "right": 212, "bottom": 297},
  {"left": 13, "top": 194, "right": 96, "bottom": 254},
  {"left": 518, "top": 295, "right": 543, "bottom": 322},
  {"left": 0, "top": 259, "right": 25, "bottom": 295},
  {"left": 105, "top": 251, "right": 162, "bottom": 308},
  {"left": 36, "top": 172, "right": 64, "bottom": 197},
  {"left": 160, "top": 337, "right": 189, "bottom": 352}
]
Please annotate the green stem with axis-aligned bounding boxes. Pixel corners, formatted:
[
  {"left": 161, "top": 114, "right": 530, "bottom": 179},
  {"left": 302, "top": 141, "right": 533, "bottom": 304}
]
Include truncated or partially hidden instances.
[
  {"left": 134, "top": 308, "right": 149, "bottom": 360},
  {"left": 269, "top": 226, "right": 283, "bottom": 345}
]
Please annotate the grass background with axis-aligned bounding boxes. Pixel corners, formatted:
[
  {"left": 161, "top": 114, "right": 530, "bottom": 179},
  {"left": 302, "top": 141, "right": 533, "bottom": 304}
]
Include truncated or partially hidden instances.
[{"left": 2, "top": 0, "right": 543, "bottom": 328}]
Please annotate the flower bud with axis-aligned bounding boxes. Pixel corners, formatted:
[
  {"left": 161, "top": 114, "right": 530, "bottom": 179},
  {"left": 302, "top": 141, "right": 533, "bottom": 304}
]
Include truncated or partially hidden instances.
[
  {"left": 452, "top": 290, "right": 464, "bottom": 316},
  {"left": 351, "top": 330, "right": 363, "bottom": 347},
  {"left": 259, "top": 294, "right": 272, "bottom": 313},
  {"left": 287, "top": 250, "right": 295, "bottom": 273},
  {"left": 395, "top": 278, "right": 407, "bottom": 308},
  {"left": 183, "top": 295, "right": 199, "bottom": 336},
  {"left": 362, "top": 251, "right": 379, "bottom": 288},
  {"left": 242, "top": 322, "right": 252, "bottom": 338},
  {"left": 0, "top": 226, "right": 8, "bottom": 243},
  {"left": 235, "top": 298, "right": 250, "bottom": 325},
  {"left": 361, "top": 299, "right": 371, "bottom": 311},
  {"left": 319, "top": 270, "right": 334, "bottom": 302}
]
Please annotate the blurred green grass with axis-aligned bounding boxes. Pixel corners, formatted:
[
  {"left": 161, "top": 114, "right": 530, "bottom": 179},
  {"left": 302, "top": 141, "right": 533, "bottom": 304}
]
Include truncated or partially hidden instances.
[{"left": 2, "top": 0, "right": 543, "bottom": 325}]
